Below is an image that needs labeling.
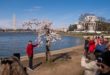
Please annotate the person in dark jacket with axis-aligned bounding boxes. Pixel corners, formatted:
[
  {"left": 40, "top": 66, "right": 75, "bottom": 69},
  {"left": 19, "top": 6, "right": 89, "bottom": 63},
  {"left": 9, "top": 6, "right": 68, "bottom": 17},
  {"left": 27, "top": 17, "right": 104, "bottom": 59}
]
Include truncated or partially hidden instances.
[
  {"left": 97, "top": 51, "right": 110, "bottom": 75},
  {"left": 84, "top": 37, "right": 90, "bottom": 55},
  {"left": 26, "top": 40, "right": 39, "bottom": 69}
]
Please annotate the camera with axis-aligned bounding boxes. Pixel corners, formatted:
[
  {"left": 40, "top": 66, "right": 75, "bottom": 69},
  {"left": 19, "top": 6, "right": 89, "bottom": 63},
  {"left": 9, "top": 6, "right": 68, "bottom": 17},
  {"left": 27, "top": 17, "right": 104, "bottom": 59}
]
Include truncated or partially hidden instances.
[{"left": 97, "top": 57, "right": 102, "bottom": 63}]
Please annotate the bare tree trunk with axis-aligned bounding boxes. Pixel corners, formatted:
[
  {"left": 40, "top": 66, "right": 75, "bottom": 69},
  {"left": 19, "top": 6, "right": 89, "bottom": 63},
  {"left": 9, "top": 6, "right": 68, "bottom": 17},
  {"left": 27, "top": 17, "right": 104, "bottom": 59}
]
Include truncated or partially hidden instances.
[{"left": 45, "top": 40, "right": 50, "bottom": 62}]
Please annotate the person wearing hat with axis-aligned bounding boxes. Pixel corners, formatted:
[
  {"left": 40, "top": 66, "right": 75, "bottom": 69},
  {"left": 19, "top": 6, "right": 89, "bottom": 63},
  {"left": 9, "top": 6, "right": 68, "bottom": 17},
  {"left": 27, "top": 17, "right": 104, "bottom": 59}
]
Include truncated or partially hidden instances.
[{"left": 97, "top": 51, "right": 110, "bottom": 75}]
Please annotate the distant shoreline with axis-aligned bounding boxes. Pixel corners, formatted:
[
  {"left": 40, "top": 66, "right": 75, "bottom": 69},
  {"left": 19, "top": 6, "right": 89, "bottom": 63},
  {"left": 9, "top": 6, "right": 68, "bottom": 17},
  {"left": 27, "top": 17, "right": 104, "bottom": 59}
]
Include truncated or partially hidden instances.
[{"left": 0, "top": 30, "right": 35, "bottom": 32}]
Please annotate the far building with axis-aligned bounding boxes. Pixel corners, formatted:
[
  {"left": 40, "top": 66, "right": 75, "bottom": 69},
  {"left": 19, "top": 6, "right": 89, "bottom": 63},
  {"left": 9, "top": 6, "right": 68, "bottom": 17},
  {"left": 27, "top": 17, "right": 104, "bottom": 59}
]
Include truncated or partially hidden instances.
[
  {"left": 76, "top": 15, "right": 99, "bottom": 33},
  {"left": 55, "top": 27, "right": 68, "bottom": 32},
  {"left": 61, "top": 28, "right": 68, "bottom": 32}
]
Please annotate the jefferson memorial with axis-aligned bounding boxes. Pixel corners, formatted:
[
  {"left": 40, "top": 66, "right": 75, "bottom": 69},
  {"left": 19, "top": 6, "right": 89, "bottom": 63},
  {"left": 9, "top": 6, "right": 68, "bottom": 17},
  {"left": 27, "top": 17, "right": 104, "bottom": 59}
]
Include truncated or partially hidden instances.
[{"left": 76, "top": 15, "right": 99, "bottom": 33}]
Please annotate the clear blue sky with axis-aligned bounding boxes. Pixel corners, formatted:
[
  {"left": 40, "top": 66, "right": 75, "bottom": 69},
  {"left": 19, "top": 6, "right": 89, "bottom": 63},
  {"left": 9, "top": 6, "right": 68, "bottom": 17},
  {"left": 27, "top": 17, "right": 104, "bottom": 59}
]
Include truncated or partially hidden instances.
[{"left": 0, "top": 0, "right": 110, "bottom": 29}]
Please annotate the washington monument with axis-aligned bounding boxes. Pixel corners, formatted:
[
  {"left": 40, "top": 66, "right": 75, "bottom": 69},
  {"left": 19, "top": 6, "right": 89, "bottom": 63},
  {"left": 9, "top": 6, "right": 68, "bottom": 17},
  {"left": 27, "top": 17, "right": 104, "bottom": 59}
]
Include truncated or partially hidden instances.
[{"left": 13, "top": 14, "right": 16, "bottom": 31}]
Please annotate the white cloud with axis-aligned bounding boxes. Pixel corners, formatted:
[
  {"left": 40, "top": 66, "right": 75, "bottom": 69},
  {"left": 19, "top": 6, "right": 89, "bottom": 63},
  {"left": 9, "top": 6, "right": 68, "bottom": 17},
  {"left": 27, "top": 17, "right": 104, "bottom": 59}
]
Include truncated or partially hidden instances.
[
  {"left": 24, "top": 6, "right": 42, "bottom": 12},
  {"left": 34, "top": 6, "right": 42, "bottom": 9}
]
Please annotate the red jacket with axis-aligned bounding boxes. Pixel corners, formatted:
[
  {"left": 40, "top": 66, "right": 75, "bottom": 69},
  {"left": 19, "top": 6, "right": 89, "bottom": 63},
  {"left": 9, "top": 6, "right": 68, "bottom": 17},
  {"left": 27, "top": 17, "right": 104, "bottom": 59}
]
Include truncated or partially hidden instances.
[
  {"left": 89, "top": 40, "right": 96, "bottom": 53},
  {"left": 26, "top": 44, "right": 38, "bottom": 57}
]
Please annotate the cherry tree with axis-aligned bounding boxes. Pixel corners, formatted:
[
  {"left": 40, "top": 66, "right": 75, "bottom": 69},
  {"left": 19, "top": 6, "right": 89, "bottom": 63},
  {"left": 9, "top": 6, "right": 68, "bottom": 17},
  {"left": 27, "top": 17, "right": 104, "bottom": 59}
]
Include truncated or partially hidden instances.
[{"left": 23, "top": 19, "right": 61, "bottom": 61}]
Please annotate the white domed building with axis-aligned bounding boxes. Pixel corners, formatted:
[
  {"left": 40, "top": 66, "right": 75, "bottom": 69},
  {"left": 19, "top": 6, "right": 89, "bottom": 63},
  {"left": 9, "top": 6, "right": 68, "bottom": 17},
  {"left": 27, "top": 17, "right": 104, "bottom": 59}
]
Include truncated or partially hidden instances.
[{"left": 76, "top": 15, "right": 99, "bottom": 33}]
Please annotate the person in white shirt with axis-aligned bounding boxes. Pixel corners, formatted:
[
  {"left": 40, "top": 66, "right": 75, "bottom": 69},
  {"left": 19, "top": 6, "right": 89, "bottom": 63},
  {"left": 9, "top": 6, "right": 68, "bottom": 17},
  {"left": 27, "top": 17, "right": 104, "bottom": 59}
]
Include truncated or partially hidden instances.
[{"left": 81, "top": 53, "right": 99, "bottom": 75}]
